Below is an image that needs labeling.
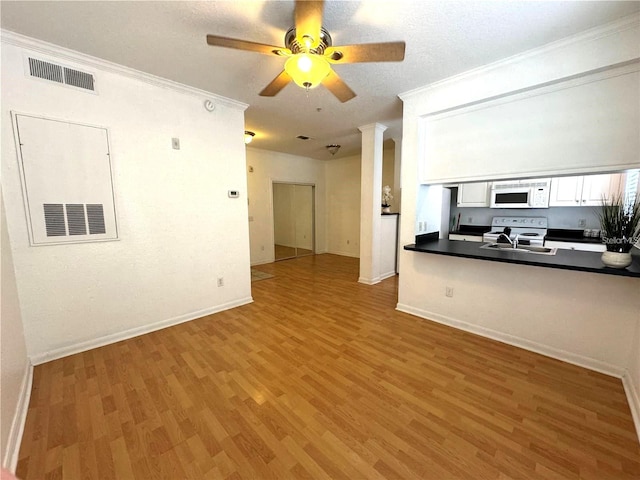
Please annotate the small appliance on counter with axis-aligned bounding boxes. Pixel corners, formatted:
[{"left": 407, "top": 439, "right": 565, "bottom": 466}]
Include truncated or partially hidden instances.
[{"left": 483, "top": 216, "right": 548, "bottom": 246}]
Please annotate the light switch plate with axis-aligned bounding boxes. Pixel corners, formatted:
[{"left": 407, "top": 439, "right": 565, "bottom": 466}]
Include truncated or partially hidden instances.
[{"left": 172, "top": 137, "right": 180, "bottom": 150}]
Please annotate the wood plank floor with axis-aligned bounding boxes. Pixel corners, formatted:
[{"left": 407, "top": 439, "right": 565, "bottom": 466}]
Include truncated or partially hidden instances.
[{"left": 17, "top": 254, "right": 640, "bottom": 479}]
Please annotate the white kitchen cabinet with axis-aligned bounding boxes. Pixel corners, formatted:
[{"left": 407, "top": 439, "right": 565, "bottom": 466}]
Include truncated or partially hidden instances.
[
  {"left": 581, "top": 174, "right": 623, "bottom": 205},
  {"left": 549, "top": 173, "right": 623, "bottom": 207},
  {"left": 457, "top": 182, "right": 491, "bottom": 207}
]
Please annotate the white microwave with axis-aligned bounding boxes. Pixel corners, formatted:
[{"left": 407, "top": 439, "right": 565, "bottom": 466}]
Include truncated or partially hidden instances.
[{"left": 490, "top": 179, "right": 551, "bottom": 209}]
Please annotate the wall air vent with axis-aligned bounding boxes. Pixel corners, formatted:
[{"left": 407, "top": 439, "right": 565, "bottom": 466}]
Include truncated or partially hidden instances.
[
  {"left": 27, "top": 57, "right": 96, "bottom": 93},
  {"left": 63, "top": 67, "right": 95, "bottom": 91},
  {"left": 42, "top": 203, "right": 107, "bottom": 238},
  {"left": 28, "top": 58, "right": 63, "bottom": 83}
]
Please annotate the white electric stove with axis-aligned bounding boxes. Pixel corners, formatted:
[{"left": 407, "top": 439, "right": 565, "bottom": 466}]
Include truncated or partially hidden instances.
[{"left": 482, "top": 216, "right": 548, "bottom": 246}]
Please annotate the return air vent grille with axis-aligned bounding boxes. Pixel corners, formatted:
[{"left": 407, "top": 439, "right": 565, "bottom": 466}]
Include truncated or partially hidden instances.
[
  {"left": 42, "top": 203, "right": 106, "bottom": 238},
  {"left": 66, "top": 204, "right": 87, "bottom": 235},
  {"left": 63, "top": 67, "right": 95, "bottom": 91},
  {"left": 28, "top": 58, "right": 63, "bottom": 83},
  {"left": 27, "top": 57, "right": 96, "bottom": 92},
  {"left": 43, "top": 204, "right": 66, "bottom": 236},
  {"left": 86, "top": 204, "right": 106, "bottom": 234}
]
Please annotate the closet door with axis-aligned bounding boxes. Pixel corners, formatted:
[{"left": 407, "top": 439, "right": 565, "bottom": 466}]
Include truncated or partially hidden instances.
[
  {"left": 293, "top": 185, "right": 314, "bottom": 257},
  {"left": 272, "top": 183, "right": 314, "bottom": 261},
  {"left": 273, "top": 183, "right": 296, "bottom": 260}
]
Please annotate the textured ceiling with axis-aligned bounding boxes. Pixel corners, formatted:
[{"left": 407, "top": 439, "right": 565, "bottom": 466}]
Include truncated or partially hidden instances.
[{"left": 2, "top": 1, "right": 639, "bottom": 159}]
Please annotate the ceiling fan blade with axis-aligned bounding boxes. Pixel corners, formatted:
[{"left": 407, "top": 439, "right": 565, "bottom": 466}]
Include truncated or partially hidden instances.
[
  {"left": 325, "top": 42, "right": 406, "bottom": 63},
  {"left": 259, "top": 70, "right": 292, "bottom": 97},
  {"left": 295, "top": 0, "right": 324, "bottom": 48},
  {"left": 206, "top": 35, "right": 289, "bottom": 56},
  {"left": 322, "top": 69, "right": 356, "bottom": 103}
]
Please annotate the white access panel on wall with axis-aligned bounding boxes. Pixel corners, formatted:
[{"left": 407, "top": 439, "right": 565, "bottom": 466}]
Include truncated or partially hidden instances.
[{"left": 13, "top": 113, "right": 118, "bottom": 245}]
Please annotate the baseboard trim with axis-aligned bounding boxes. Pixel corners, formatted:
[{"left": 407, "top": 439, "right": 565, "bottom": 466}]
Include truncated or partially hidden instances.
[
  {"left": 622, "top": 369, "right": 640, "bottom": 444},
  {"left": 358, "top": 276, "right": 381, "bottom": 285},
  {"left": 2, "top": 362, "right": 33, "bottom": 472},
  {"left": 395, "top": 303, "right": 625, "bottom": 378},
  {"left": 30, "top": 297, "right": 254, "bottom": 365},
  {"left": 251, "top": 259, "right": 274, "bottom": 266},
  {"left": 379, "top": 271, "right": 397, "bottom": 281}
]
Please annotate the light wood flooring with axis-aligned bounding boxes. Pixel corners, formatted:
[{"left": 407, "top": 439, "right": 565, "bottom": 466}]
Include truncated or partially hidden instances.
[{"left": 17, "top": 254, "right": 640, "bottom": 479}]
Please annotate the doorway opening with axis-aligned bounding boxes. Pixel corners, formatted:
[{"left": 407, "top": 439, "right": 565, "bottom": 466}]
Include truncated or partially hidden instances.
[{"left": 272, "top": 182, "right": 315, "bottom": 261}]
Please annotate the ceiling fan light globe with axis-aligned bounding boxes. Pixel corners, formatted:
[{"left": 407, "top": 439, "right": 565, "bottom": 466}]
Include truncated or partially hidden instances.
[{"left": 285, "top": 53, "right": 331, "bottom": 90}]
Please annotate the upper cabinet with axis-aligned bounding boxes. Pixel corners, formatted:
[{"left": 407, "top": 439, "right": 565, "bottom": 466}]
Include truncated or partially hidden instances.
[
  {"left": 457, "top": 182, "right": 491, "bottom": 207},
  {"left": 549, "top": 173, "right": 624, "bottom": 207}
]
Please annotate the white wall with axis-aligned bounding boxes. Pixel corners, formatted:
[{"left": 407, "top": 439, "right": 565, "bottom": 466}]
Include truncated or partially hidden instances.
[
  {"left": 246, "top": 148, "right": 326, "bottom": 265},
  {"left": 397, "top": 15, "right": 640, "bottom": 378},
  {"left": 416, "top": 184, "right": 450, "bottom": 237},
  {"left": 325, "top": 153, "right": 361, "bottom": 257},
  {"left": 421, "top": 64, "right": 639, "bottom": 183},
  {"left": 398, "top": 256, "right": 640, "bottom": 375},
  {"left": 626, "top": 319, "right": 640, "bottom": 441},
  {"left": 1, "top": 191, "right": 30, "bottom": 471},
  {"left": 324, "top": 147, "right": 395, "bottom": 259},
  {"left": 1, "top": 34, "right": 252, "bottom": 362}
]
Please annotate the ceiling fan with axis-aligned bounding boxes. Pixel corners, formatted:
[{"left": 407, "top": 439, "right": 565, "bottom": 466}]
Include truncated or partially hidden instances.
[{"left": 206, "top": 0, "right": 405, "bottom": 103}]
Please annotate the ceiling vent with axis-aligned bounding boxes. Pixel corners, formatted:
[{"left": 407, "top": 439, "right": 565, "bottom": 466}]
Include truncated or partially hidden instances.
[{"left": 27, "top": 57, "right": 96, "bottom": 92}]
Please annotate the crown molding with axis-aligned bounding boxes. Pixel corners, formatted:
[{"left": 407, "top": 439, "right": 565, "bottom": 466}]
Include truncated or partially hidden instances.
[
  {"left": 399, "top": 12, "right": 640, "bottom": 101},
  {"left": 1, "top": 29, "right": 249, "bottom": 112}
]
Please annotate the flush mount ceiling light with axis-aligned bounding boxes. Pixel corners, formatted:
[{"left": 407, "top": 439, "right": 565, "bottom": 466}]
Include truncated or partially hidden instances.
[
  {"left": 326, "top": 144, "right": 340, "bottom": 155},
  {"left": 244, "top": 131, "right": 255, "bottom": 144}
]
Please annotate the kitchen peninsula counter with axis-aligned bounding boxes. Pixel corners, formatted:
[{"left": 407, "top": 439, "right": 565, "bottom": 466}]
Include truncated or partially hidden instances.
[{"left": 404, "top": 238, "right": 640, "bottom": 278}]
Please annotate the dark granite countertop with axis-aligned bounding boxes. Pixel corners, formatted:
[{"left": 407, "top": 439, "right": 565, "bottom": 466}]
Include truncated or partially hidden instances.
[
  {"left": 544, "top": 228, "right": 604, "bottom": 244},
  {"left": 404, "top": 238, "right": 640, "bottom": 278}
]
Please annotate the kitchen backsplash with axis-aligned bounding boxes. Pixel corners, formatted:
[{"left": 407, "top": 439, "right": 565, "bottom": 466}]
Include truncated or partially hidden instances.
[{"left": 449, "top": 200, "right": 601, "bottom": 229}]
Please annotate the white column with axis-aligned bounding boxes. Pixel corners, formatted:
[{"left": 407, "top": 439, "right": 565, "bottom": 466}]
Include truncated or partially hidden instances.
[{"left": 358, "top": 122, "right": 387, "bottom": 285}]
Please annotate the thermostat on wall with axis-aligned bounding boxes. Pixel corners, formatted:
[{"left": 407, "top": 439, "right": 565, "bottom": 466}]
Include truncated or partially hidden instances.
[{"left": 228, "top": 190, "right": 240, "bottom": 198}]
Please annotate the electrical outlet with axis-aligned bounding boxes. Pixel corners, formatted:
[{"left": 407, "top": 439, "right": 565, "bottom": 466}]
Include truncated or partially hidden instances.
[
  {"left": 172, "top": 137, "right": 180, "bottom": 150},
  {"left": 578, "top": 218, "right": 586, "bottom": 228},
  {"left": 217, "top": 277, "right": 224, "bottom": 287},
  {"left": 445, "top": 286, "right": 454, "bottom": 297}
]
